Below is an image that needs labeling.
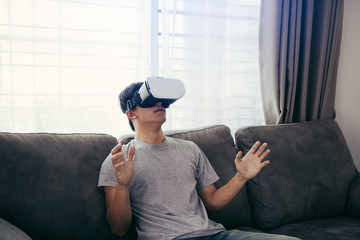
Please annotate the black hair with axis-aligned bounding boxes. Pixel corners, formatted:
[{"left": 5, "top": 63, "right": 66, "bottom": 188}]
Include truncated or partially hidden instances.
[{"left": 118, "top": 82, "right": 143, "bottom": 131}]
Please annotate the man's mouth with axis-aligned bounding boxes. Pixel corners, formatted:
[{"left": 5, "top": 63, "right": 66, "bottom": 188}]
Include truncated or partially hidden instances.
[{"left": 154, "top": 108, "right": 166, "bottom": 113}]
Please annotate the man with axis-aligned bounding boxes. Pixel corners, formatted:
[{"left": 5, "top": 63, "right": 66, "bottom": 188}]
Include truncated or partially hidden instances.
[{"left": 98, "top": 81, "right": 300, "bottom": 240}]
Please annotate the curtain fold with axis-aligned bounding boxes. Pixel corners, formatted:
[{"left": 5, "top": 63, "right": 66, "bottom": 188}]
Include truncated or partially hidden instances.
[{"left": 259, "top": 0, "right": 344, "bottom": 124}]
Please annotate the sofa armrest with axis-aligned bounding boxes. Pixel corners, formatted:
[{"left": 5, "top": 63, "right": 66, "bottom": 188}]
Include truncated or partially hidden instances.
[
  {"left": 0, "top": 217, "right": 32, "bottom": 240},
  {"left": 347, "top": 172, "right": 360, "bottom": 218}
]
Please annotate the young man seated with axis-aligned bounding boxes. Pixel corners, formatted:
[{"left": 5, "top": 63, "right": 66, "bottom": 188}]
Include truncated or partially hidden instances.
[{"left": 98, "top": 79, "right": 300, "bottom": 240}]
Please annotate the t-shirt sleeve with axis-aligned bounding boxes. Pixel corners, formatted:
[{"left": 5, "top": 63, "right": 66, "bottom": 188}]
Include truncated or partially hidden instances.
[
  {"left": 193, "top": 144, "right": 219, "bottom": 190},
  {"left": 97, "top": 152, "right": 117, "bottom": 189}
]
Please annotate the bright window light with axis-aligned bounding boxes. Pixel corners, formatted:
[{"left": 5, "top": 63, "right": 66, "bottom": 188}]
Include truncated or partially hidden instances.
[{"left": 0, "top": 0, "right": 264, "bottom": 136}]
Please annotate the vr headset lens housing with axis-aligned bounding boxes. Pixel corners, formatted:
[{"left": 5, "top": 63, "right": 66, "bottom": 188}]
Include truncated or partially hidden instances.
[
  {"left": 137, "top": 95, "right": 173, "bottom": 108},
  {"left": 126, "top": 77, "right": 185, "bottom": 111}
]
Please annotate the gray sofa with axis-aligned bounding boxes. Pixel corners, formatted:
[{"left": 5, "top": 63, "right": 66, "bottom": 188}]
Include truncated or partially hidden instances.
[{"left": 0, "top": 119, "right": 359, "bottom": 240}]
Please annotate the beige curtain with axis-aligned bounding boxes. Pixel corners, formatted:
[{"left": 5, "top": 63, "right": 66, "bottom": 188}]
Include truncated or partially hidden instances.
[{"left": 259, "top": 0, "right": 344, "bottom": 124}]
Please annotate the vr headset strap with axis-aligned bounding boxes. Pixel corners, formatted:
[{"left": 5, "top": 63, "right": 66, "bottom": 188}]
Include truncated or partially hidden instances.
[{"left": 126, "top": 93, "right": 141, "bottom": 111}]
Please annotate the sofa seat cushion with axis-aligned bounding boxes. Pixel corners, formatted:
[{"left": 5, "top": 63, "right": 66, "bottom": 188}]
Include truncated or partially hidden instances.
[
  {"left": 235, "top": 120, "right": 358, "bottom": 229},
  {"left": 268, "top": 216, "right": 360, "bottom": 240}
]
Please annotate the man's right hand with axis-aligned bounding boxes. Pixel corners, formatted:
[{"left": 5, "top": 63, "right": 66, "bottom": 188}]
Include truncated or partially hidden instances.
[{"left": 111, "top": 140, "right": 135, "bottom": 187}]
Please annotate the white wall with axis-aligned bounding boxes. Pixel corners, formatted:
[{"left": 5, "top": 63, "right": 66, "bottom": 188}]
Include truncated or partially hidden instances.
[{"left": 335, "top": 0, "right": 360, "bottom": 170}]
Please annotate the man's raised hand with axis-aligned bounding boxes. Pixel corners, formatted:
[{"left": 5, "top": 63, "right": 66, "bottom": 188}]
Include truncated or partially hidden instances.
[
  {"left": 111, "top": 140, "right": 135, "bottom": 187},
  {"left": 235, "top": 141, "right": 270, "bottom": 181}
]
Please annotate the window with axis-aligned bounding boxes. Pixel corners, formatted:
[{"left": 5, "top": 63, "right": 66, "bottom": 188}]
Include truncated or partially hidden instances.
[{"left": 0, "top": 0, "right": 264, "bottom": 136}]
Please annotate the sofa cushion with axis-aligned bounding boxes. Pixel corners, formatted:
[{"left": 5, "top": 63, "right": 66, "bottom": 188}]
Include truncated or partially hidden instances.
[
  {"left": 267, "top": 216, "right": 360, "bottom": 240},
  {"left": 0, "top": 132, "right": 129, "bottom": 240},
  {"left": 122, "top": 125, "right": 253, "bottom": 229},
  {"left": 234, "top": 120, "right": 358, "bottom": 230}
]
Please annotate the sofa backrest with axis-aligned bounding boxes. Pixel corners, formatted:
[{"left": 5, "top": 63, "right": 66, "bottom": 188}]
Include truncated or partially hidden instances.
[
  {"left": 234, "top": 119, "right": 358, "bottom": 230},
  {"left": 122, "top": 125, "right": 253, "bottom": 230},
  {"left": 0, "top": 132, "right": 123, "bottom": 240}
]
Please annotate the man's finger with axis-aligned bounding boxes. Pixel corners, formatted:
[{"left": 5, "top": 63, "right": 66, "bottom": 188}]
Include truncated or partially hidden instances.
[
  {"left": 261, "top": 160, "right": 270, "bottom": 168},
  {"left": 128, "top": 145, "right": 135, "bottom": 162},
  {"left": 249, "top": 141, "right": 261, "bottom": 153},
  {"left": 114, "top": 162, "right": 124, "bottom": 169},
  {"left": 256, "top": 143, "right": 268, "bottom": 156},
  {"left": 235, "top": 151, "right": 243, "bottom": 163},
  {"left": 111, "top": 151, "right": 124, "bottom": 165},
  {"left": 113, "top": 162, "right": 125, "bottom": 174},
  {"left": 260, "top": 149, "right": 271, "bottom": 159},
  {"left": 111, "top": 140, "right": 124, "bottom": 155}
]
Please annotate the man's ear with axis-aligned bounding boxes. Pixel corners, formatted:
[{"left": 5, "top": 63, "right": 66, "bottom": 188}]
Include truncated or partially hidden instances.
[{"left": 126, "top": 110, "right": 137, "bottom": 119}]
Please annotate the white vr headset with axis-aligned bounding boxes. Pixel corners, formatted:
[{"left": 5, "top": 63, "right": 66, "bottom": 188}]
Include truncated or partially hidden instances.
[{"left": 126, "top": 77, "right": 185, "bottom": 111}]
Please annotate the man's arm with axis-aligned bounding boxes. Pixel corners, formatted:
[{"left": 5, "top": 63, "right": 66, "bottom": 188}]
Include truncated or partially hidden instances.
[
  {"left": 104, "top": 186, "right": 132, "bottom": 236},
  {"left": 104, "top": 141, "right": 135, "bottom": 236},
  {"left": 199, "top": 141, "right": 270, "bottom": 211}
]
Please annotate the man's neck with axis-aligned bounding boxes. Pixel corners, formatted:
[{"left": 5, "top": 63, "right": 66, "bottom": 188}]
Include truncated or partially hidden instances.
[{"left": 135, "top": 125, "right": 166, "bottom": 144}]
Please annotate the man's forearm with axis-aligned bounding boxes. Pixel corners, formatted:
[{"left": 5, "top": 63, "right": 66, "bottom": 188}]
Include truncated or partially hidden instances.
[
  {"left": 203, "top": 141, "right": 270, "bottom": 211},
  {"left": 202, "top": 173, "right": 248, "bottom": 212},
  {"left": 106, "top": 185, "right": 132, "bottom": 236}
]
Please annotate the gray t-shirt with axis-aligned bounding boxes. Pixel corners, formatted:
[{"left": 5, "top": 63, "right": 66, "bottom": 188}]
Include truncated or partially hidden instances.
[{"left": 98, "top": 137, "right": 225, "bottom": 240}]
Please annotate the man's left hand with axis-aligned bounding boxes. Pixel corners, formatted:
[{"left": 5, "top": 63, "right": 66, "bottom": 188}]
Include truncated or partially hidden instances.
[{"left": 235, "top": 141, "right": 270, "bottom": 181}]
